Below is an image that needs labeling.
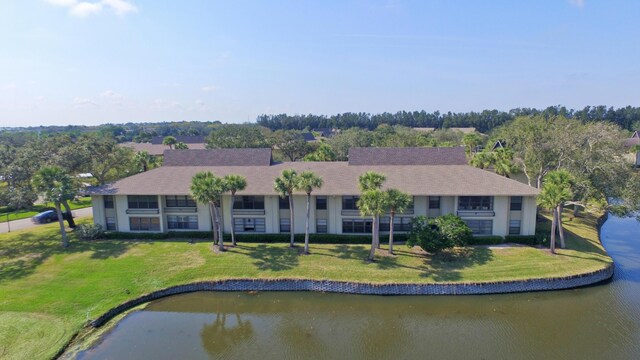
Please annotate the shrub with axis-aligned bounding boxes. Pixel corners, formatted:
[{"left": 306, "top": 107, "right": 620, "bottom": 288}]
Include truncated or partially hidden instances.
[
  {"left": 407, "top": 215, "right": 472, "bottom": 254},
  {"left": 76, "top": 224, "right": 104, "bottom": 240}
]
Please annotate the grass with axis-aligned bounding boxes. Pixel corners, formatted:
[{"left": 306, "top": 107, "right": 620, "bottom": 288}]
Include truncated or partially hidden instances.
[
  {"left": 0, "top": 197, "right": 92, "bottom": 223},
  {"left": 0, "top": 211, "right": 612, "bottom": 360}
]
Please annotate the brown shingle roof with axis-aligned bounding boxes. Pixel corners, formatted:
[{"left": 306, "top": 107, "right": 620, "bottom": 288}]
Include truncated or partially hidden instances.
[
  {"left": 348, "top": 147, "right": 468, "bottom": 165},
  {"left": 88, "top": 161, "right": 538, "bottom": 197},
  {"left": 162, "top": 148, "right": 273, "bottom": 166}
]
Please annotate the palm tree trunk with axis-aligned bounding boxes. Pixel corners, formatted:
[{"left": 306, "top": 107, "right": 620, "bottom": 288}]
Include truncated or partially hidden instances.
[
  {"left": 209, "top": 203, "right": 218, "bottom": 245},
  {"left": 289, "top": 193, "right": 295, "bottom": 247},
  {"left": 304, "top": 193, "right": 311, "bottom": 254},
  {"left": 557, "top": 204, "right": 566, "bottom": 249},
  {"left": 388, "top": 210, "right": 395, "bottom": 255},
  {"left": 55, "top": 202, "right": 68, "bottom": 247},
  {"left": 550, "top": 208, "right": 557, "bottom": 254},
  {"left": 213, "top": 204, "right": 224, "bottom": 251},
  {"left": 376, "top": 214, "right": 381, "bottom": 249},
  {"left": 61, "top": 200, "right": 76, "bottom": 228},
  {"left": 230, "top": 193, "right": 237, "bottom": 246},
  {"left": 368, "top": 215, "right": 377, "bottom": 261}
]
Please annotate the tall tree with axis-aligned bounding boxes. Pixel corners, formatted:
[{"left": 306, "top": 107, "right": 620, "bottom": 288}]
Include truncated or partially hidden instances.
[
  {"left": 303, "top": 142, "right": 337, "bottom": 161},
  {"left": 134, "top": 151, "right": 157, "bottom": 172},
  {"left": 537, "top": 170, "right": 573, "bottom": 253},
  {"left": 206, "top": 124, "right": 270, "bottom": 149},
  {"left": 274, "top": 169, "right": 299, "bottom": 247},
  {"left": 357, "top": 171, "right": 387, "bottom": 260},
  {"left": 358, "top": 190, "right": 388, "bottom": 261},
  {"left": 76, "top": 135, "right": 137, "bottom": 185},
  {"left": 384, "top": 188, "right": 411, "bottom": 255},
  {"left": 297, "top": 171, "right": 323, "bottom": 254},
  {"left": 269, "top": 130, "right": 313, "bottom": 161},
  {"left": 191, "top": 171, "right": 228, "bottom": 251},
  {"left": 223, "top": 174, "right": 247, "bottom": 246},
  {"left": 163, "top": 136, "right": 177, "bottom": 149},
  {"left": 32, "top": 166, "right": 75, "bottom": 247}
]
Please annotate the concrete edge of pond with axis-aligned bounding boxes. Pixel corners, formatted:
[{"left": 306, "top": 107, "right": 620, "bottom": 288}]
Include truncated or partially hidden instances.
[{"left": 90, "top": 263, "right": 614, "bottom": 328}]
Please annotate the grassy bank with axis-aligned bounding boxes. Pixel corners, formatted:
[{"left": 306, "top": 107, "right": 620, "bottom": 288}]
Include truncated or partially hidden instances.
[
  {"left": 0, "top": 211, "right": 612, "bottom": 360},
  {"left": 0, "top": 197, "right": 92, "bottom": 223}
]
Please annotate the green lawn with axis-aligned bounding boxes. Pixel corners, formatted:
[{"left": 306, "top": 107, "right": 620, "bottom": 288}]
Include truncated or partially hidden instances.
[
  {"left": 0, "top": 212, "right": 612, "bottom": 360},
  {"left": 0, "top": 197, "right": 92, "bottom": 223}
]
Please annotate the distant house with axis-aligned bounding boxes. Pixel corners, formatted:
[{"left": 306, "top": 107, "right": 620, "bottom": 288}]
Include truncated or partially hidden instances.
[
  {"left": 491, "top": 140, "right": 506, "bottom": 151},
  {"left": 88, "top": 147, "right": 538, "bottom": 237},
  {"left": 121, "top": 135, "right": 207, "bottom": 156},
  {"left": 624, "top": 131, "right": 640, "bottom": 166},
  {"left": 301, "top": 132, "right": 316, "bottom": 142},
  {"left": 312, "top": 128, "right": 335, "bottom": 138}
]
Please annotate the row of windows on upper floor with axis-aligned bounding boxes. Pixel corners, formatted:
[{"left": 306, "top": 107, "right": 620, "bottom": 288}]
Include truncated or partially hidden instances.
[{"left": 106, "top": 195, "right": 524, "bottom": 212}]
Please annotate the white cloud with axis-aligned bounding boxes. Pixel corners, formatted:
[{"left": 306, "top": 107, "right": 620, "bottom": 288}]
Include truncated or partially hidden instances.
[
  {"left": 201, "top": 85, "right": 217, "bottom": 92},
  {"left": 44, "top": 0, "right": 137, "bottom": 17},
  {"left": 2, "top": 83, "right": 17, "bottom": 91},
  {"left": 35, "top": 96, "right": 45, "bottom": 101},
  {"left": 101, "top": 90, "right": 124, "bottom": 100},
  {"left": 568, "top": 0, "right": 585, "bottom": 8},
  {"left": 102, "top": 0, "right": 137, "bottom": 16},
  {"left": 70, "top": 2, "right": 103, "bottom": 17},
  {"left": 73, "top": 97, "right": 99, "bottom": 107}
]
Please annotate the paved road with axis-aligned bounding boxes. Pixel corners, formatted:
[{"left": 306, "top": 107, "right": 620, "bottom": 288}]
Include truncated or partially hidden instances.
[{"left": 0, "top": 207, "right": 93, "bottom": 234}]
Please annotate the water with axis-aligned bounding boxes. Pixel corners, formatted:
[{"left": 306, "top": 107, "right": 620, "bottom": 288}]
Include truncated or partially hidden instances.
[{"left": 78, "top": 215, "right": 640, "bottom": 360}]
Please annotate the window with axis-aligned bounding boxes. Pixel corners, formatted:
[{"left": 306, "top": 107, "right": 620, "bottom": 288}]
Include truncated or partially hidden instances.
[
  {"left": 316, "top": 219, "right": 327, "bottom": 233},
  {"left": 510, "top": 196, "right": 523, "bottom": 211},
  {"left": 316, "top": 196, "right": 327, "bottom": 210},
  {"left": 429, "top": 196, "right": 440, "bottom": 209},
  {"left": 104, "top": 195, "right": 114, "bottom": 209},
  {"left": 279, "top": 196, "right": 290, "bottom": 210},
  {"left": 380, "top": 217, "right": 413, "bottom": 232},
  {"left": 128, "top": 195, "right": 158, "bottom": 209},
  {"left": 342, "top": 219, "right": 372, "bottom": 233},
  {"left": 165, "top": 195, "right": 196, "bottom": 207},
  {"left": 129, "top": 217, "right": 160, "bottom": 231},
  {"left": 463, "top": 219, "right": 493, "bottom": 235},
  {"left": 167, "top": 215, "right": 198, "bottom": 230},
  {"left": 233, "top": 218, "right": 266, "bottom": 232},
  {"left": 509, "top": 220, "right": 521, "bottom": 235},
  {"left": 233, "top": 196, "right": 265, "bottom": 210},
  {"left": 458, "top": 196, "right": 493, "bottom": 211},
  {"left": 106, "top": 217, "right": 116, "bottom": 231},
  {"left": 342, "top": 196, "right": 359, "bottom": 211},
  {"left": 280, "top": 218, "right": 291, "bottom": 232}
]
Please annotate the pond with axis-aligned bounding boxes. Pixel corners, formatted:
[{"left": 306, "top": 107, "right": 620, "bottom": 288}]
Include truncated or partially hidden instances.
[{"left": 77, "top": 214, "right": 640, "bottom": 360}]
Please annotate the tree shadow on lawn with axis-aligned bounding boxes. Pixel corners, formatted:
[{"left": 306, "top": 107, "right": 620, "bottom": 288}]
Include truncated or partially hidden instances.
[
  {"left": 374, "top": 246, "right": 494, "bottom": 282},
  {"left": 0, "top": 230, "right": 135, "bottom": 283},
  {"left": 238, "top": 244, "right": 299, "bottom": 271}
]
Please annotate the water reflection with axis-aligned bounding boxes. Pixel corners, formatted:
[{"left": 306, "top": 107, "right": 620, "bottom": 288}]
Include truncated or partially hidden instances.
[{"left": 78, "top": 214, "right": 640, "bottom": 360}]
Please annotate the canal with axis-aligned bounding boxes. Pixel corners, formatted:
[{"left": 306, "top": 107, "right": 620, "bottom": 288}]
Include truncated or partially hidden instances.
[{"left": 77, "top": 214, "right": 640, "bottom": 359}]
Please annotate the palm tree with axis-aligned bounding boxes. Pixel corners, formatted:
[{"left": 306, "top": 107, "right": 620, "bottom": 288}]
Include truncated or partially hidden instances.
[
  {"left": 537, "top": 170, "right": 573, "bottom": 253},
  {"left": 32, "top": 166, "right": 75, "bottom": 247},
  {"left": 163, "top": 136, "right": 177, "bottom": 149},
  {"left": 274, "top": 169, "right": 299, "bottom": 247},
  {"left": 135, "top": 151, "right": 157, "bottom": 172},
  {"left": 358, "top": 171, "right": 386, "bottom": 252},
  {"left": 297, "top": 171, "right": 323, "bottom": 255},
  {"left": 491, "top": 148, "right": 517, "bottom": 178},
  {"left": 358, "top": 190, "right": 388, "bottom": 261},
  {"left": 384, "top": 188, "right": 411, "bottom": 255},
  {"left": 223, "top": 174, "right": 247, "bottom": 246},
  {"left": 174, "top": 142, "right": 189, "bottom": 149},
  {"left": 191, "top": 171, "right": 228, "bottom": 251}
]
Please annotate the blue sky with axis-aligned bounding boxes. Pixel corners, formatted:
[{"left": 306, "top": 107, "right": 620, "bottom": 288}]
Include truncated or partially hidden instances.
[{"left": 1, "top": 0, "right": 639, "bottom": 126}]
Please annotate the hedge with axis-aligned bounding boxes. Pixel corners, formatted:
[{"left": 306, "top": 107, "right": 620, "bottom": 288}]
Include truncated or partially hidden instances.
[
  {"left": 506, "top": 235, "right": 538, "bottom": 246},
  {"left": 467, "top": 236, "right": 505, "bottom": 245},
  {"left": 103, "top": 231, "right": 408, "bottom": 244}
]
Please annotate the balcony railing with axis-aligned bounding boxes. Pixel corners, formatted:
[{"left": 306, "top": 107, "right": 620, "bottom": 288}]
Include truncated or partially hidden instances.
[
  {"left": 163, "top": 207, "right": 197, "bottom": 213},
  {"left": 126, "top": 208, "right": 160, "bottom": 215},
  {"left": 233, "top": 209, "right": 266, "bottom": 215},
  {"left": 456, "top": 210, "right": 495, "bottom": 217}
]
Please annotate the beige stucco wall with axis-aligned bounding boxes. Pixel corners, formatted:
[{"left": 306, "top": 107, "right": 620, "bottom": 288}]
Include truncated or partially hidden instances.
[{"left": 93, "top": 193, "right": 538, "bottom": 236}]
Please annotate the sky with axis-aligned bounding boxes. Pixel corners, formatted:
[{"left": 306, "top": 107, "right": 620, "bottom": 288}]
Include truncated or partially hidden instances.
[{"left": 0, "top": 0, "right": 639, "bottom": 127}]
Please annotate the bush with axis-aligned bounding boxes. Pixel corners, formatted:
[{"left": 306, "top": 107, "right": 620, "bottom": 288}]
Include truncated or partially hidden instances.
[
  {"left": 468, "top": 236, "right": 504, "bottom": 245},
  {"left": 76, "top": 224, "right": 104, "bottom": 240},
  {"left": 407, "top": 215, "right": 472, "bottom": 254},
  {"left": 505, "top": 235, "right": 538, "bottom": 246}
]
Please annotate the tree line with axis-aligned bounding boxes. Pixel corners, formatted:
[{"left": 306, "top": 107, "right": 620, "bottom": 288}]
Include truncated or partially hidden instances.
[{"left": 257, "top": 105, "right": 640, "bottom": 133}]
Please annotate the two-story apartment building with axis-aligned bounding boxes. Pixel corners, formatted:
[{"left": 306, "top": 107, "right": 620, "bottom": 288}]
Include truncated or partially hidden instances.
[{"left": 88, "top": 147, "right": 539, "bottom": 237}]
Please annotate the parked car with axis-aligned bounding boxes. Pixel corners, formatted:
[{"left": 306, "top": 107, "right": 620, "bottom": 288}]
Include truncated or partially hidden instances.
[{"left": 32, "top": 210, "right": 59, "bottom": 224}]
